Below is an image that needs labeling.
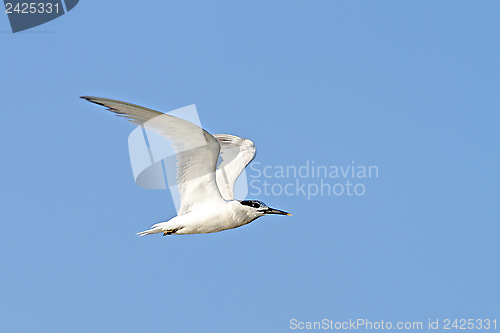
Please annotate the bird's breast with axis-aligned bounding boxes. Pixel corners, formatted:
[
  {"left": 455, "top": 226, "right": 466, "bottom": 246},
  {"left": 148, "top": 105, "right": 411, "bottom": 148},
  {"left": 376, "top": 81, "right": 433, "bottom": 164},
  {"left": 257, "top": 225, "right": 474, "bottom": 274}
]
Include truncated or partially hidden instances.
[{"left": 180, "top": 202, "right": 257, "bottom": 234}]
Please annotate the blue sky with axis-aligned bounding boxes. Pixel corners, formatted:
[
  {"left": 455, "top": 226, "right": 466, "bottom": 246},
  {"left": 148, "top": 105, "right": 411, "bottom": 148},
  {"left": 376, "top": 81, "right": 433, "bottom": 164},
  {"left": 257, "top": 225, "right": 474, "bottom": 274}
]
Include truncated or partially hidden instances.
[{"left": 1, "top": 1, "right": 499, "bottom": 332}]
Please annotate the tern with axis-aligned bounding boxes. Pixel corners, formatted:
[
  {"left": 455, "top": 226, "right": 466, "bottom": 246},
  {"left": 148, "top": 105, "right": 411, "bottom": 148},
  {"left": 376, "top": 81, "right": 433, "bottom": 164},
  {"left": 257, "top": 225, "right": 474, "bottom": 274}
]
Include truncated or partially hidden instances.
[{"left": 82, "top": 97, "right": 291, "bottom": 236}]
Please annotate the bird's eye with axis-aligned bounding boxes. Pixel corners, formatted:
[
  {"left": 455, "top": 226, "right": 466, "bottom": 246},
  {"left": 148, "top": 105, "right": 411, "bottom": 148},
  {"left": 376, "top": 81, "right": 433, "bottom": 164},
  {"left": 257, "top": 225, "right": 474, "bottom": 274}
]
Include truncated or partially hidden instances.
[{"left": 252, "top": 202, "right": 260, "bottom": 208}]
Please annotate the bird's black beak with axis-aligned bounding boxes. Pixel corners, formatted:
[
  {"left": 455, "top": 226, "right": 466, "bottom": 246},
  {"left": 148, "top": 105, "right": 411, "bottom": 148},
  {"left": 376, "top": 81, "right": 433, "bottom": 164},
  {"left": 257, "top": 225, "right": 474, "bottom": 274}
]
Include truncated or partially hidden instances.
[{"left": 266, "top": 208, "right": 292, "bottom": 216}]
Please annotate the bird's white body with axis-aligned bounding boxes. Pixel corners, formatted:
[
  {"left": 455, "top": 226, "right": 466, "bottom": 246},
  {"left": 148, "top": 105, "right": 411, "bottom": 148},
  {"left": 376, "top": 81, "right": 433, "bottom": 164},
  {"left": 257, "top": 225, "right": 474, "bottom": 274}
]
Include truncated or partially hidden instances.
[
  {"left": 82, "top": 96, "right": 290, "bottom": 236},
  {"left": 151, "top": 201, "right": 261, "bottom": 235}
]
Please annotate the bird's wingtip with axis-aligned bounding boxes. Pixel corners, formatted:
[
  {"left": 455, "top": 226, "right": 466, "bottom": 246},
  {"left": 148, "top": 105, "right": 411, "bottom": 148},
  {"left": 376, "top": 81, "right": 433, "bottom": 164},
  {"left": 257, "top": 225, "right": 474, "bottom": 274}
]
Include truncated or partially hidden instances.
[{"left": 80, "top": 96, "right": 100, "bottom": 101}]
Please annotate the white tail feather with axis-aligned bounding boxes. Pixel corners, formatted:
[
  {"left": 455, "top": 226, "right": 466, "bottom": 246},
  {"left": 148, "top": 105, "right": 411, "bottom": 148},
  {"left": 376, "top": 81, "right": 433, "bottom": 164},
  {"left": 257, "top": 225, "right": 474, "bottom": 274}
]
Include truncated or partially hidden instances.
[
  {"left": 136, "top": 224, "right": 164, "bottom": 236},
  {"left": 136, "top": 221, "right": 176, "bottom": 236}
]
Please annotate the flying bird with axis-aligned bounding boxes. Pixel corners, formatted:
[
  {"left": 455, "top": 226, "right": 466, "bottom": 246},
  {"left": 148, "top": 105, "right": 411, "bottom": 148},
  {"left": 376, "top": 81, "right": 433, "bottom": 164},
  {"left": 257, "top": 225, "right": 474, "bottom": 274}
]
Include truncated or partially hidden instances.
[{"left": 81, "top": 97, "right": 291, "bottom": 236}]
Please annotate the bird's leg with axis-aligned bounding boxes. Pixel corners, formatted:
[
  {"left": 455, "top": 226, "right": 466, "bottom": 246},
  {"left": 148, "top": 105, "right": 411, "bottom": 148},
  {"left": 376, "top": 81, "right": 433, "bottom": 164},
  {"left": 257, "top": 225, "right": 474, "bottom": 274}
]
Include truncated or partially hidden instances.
[{"left": 163, "top": 227, "right": 182, "bottom": 236}]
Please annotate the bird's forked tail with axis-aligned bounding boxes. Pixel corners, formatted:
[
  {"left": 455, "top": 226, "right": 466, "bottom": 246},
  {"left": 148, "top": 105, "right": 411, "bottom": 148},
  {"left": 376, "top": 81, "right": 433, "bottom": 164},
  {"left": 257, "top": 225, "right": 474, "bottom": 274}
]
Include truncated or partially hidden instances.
[{"left": 136, "top": 222, "right": 182, "bottom": 236}]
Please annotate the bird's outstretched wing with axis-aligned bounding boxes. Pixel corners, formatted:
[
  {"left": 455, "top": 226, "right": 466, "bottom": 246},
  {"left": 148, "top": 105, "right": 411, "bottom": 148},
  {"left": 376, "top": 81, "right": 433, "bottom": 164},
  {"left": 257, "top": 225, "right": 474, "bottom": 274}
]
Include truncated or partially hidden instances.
[
  {"left": 81, "top": 96, "right": 226, "bottom": 215},
  {"left": 214, "top": 134, "right": 256, "bottom": 200}
]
